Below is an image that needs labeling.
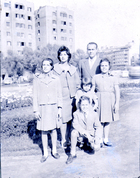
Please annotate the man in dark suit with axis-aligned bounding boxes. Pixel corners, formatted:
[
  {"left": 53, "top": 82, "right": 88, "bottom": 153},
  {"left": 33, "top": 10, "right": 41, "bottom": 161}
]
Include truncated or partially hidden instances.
[{"left": 78, "top": 42, "right": 101, "bottom": 81}]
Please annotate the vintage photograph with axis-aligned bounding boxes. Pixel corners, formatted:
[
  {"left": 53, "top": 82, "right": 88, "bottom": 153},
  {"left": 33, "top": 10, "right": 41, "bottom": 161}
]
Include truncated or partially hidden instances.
[{"left": 1, "top": 0, "right": 140, "bottom": 177}]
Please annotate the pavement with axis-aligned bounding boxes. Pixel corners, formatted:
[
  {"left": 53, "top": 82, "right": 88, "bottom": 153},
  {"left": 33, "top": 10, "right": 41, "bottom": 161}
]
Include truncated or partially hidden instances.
[{"left": 1, "top": 99, "right": 140, "bottom": 178}]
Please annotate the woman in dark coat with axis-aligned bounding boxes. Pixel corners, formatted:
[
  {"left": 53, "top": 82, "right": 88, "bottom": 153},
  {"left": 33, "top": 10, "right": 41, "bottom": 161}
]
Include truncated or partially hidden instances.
[{"left": 54, "top": 46, "right": 80, "bottom": 148}]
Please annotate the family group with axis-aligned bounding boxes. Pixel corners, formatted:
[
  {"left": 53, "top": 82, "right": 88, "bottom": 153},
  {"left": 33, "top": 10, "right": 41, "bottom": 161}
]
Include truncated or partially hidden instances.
[{"left": 33, "top": 42, "right": 120, "bottom": 164}]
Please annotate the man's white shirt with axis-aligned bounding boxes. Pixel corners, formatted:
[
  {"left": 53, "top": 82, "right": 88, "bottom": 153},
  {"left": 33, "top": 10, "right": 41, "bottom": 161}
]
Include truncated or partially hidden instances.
[{"left": 89, "top": 56, "right": 97, "bottom": 69}]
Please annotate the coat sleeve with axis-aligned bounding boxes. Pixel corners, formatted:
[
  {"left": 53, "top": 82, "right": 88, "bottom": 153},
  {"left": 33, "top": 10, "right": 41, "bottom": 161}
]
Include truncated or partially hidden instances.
[
  {"left": 73, "top": 112, "right": 86, "bottom": 135},
  {"left": 57, "top": 77, "right": 63, "bottom": 108},
  {"left": 33, "top": 75, "right": 39, "bottom": 112},
  {"left": 74, "top": 69, "right": 81, "bottom": 91},
  {"left": 77, "top": 60, "right": 82, "bottom": 80}
]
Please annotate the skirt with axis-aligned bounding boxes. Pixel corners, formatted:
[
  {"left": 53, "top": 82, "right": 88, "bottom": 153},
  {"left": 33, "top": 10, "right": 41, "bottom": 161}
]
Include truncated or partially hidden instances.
[
  {"left": 97, "top": 92, "right": 119, "bottom": 123},
  {"left": 37, "top": 104, "right": 57, "bottom": 131}
]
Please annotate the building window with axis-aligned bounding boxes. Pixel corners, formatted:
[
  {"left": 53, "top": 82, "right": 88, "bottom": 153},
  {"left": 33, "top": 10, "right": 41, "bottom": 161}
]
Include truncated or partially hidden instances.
[
  {"left": 21, "top": 33, "right": 24, "bottom": 37},
  {"left": 17, "top": 32, "right": 20, "bottom": 36},
  {"left": 37, "top": 14, "right": 40, "bottom": 18},
  {"left": 6, "top": 12, "right": 10, "bottom": 17},
  {"left": 61, "top": 29, "right": 66, "bottom": 33},
  {"left": 15, "top": 14, "right": 19, "bottom": 18},
  {"left": 28, "top": 25, "right": 32, "bottom": 29},
  {"left": 19, "top": 5, "right": 24, "bottom": 9},
  {"left": 60, "top": 12, "right": 67, "bottom": 17},
  {"left": 61, "top": 21, "right": 66, "bottom": 25},
  {"left": 7, "top": 41, "right": 11, "bottom": 46},
  {"left": 21, "top": 42, "right": 25, "bottom": 46},
  {"left": 53, "top": 28, "right": 57, "bottom": 32},
  {"left": 16, "top": 23, "right": 20, "bottom": 27},
  {"left": 20, "top": 23, "right": 25, "bottom": 28},
  {"left": 6, "top": 22, "right": 10, "bottom": 26},
  {"left": 27, "top": 7, "right": 32, "bottom": 12},
  {"left": 61, "top": 37, "right": 67, "bottom": 41},
  {"left": 54, "top": 36, "right": 57, "bottom": 40},
  {"left": 69, "top": 15, "right": 73, "bottom": 19},
  {"left": 21, "top": 14, "right": 25, "bottom": 19},
  {"left": 37, "top": 22, "right": 40, "bottom": 26},
  {"left": 28, "top": 16, "right": 32, "bottom": 20},
  {"left": 15, "top": 4, "right": 18, "bottom": 8},
  {"left": 37, "top": 30, "right": 40, "bottom": 34},
  {"left": 29, "top": 43, "right": 32, "bottom": 47},
  {"left": 52, "top": 12, "right": 56, "bottom": 16},
  {"left": 6, "top": 32, "right": 10, "bottom": 36},
  {"left": 38, "top": 38, "right": 40, "bottom": 41},
  {"left": 69, "top": 30, "right": 72, "bottom": 34},
  {"left": 52, "top": 20, "right": 57, "bottom": 24},
  {"left": 69, "top": 22, "right": 72, "bottom": 26},
  {"left": 4, "top": 3, "right": 10, "bottom": 8}
]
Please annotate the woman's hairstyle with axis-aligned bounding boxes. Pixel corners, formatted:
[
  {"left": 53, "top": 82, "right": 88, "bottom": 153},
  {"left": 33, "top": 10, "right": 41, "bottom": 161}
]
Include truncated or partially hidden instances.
[
  {"left": 81, "top": 77, "right": 92, "bottom": 89},
  {"left": 78, "top": 95, "right": 90, "bottom": 111},
  {"left": 99, "top": 58, "right": 111, "bottom": 69},
  {"left": 41, "top": 58, "right": 54, "bottom": 70},
  {"left": 57, "top": 46, "right": 71, "bottom": 62}
]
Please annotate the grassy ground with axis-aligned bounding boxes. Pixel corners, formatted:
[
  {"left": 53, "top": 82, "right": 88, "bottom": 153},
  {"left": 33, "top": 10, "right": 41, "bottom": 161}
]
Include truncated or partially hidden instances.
[{"left": 1, "top": 85, "right": 140, "bottom": 156}]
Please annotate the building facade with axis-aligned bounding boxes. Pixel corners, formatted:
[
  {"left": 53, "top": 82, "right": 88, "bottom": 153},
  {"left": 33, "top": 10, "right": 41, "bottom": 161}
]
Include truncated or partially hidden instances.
[
  {"left": 1, "top": 0, "right": 36, "bottom": 57},
  {"left": 99, "top": 45, "right": 132, "bottom": 70},
  {"left": 35, "top": 6, "right": 75, "bottom": 53}
]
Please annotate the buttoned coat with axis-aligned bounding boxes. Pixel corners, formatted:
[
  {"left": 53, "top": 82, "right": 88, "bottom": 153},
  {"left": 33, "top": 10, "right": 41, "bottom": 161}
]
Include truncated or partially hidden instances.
[
  {"left": 33, "top": 72, "right": 62, "bottom": 131},
  {"left": 78, "top": 57, "right": 101, "bottom": 80},
  {"left": 73, "top": 108, "right": 101, "bottom": 144}
]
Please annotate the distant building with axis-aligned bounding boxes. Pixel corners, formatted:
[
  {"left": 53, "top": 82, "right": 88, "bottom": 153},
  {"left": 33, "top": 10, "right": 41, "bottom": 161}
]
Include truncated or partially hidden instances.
[
  {"left": 35, "top": 6, "right": 75, "bottom": 53},
  {"left": 99, "top": 44, "right": 132, "bottom": 70},
  {"left": 1, "top": 0, "right": 36, "bottom": 57}
]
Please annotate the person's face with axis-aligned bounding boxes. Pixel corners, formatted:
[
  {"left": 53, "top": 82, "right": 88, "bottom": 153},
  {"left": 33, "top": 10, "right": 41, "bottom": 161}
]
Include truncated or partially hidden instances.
[
  {"left": 87, "top": 44, "right": 97, "bottom": 59},
  {"left": 42, "top": 60, "right": 52, "bottom": 73},
  {"left": 80, "top": 100, "right": 90, "bottom": 113},
  {"left": 59, "top": 51, "right": 69, "bottom": 63},
  {"left": 83, "top": 84, "right": 91, "bottom": 92},
  {"left": 100, "top": 61, "right": 110, "bottom": 74}
]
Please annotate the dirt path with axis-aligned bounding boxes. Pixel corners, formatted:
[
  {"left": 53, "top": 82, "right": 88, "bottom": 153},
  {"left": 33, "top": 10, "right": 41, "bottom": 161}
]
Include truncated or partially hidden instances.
[{"left": 1, "top": 99, "right": 140, "bottom": 178}]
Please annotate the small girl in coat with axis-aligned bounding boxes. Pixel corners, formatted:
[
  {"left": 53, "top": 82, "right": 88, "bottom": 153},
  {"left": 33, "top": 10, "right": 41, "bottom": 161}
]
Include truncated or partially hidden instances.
[
  {"left": 92, "top": 58, "right": 120, "bottom": 147},
  {"left": 33, "top": 58, "right": 62, "bottom": 162},
  {"left": 75, "top": 77, "right": 98, "bottom": 111}
]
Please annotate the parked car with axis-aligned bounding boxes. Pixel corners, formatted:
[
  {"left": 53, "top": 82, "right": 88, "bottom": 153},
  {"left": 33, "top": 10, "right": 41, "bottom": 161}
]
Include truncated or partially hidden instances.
[{"left": 129, "top": 66, "right": 140, "bottom": 78}]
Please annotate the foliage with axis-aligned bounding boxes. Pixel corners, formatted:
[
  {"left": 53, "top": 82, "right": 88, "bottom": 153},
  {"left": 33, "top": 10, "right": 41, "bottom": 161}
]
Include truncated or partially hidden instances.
[{"left": 1, "top": 45, "right": 86, "bottom": 81}]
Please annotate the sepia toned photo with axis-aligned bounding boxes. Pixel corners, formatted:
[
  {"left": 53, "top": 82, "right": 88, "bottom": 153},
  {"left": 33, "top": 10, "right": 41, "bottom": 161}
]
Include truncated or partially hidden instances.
[{"left": 1, "top": 0, "right": 140, "bottom": 177}]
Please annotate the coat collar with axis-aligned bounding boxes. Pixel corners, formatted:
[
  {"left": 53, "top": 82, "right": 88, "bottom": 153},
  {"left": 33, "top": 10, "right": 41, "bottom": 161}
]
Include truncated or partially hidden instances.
[{"left": 54, "top": 63, "right": 76, "bottom": 76}]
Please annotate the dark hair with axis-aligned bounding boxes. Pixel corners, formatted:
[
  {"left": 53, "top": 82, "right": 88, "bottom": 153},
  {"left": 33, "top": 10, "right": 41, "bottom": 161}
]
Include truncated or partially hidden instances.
[
  {"left": 81, "top": 77, "right": 92, "bottom": 89},
  {"left": 57, "top": 46, "right": 71, "bottom": 62},
  {"left": 99, "top": 58, "right": 111, "bottom": 69},
  {"left": 41, "top": 58, "right": 54, "bottom": 71},
  {"left": 87, "top": 42, "right": 98, "bottom": 49},
  {"left": 78, "top": 96, "right": 90, "bottom": 111}
]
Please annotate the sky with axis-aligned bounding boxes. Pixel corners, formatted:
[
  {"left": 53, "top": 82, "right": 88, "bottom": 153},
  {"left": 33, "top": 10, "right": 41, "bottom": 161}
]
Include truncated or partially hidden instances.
[{"left": 28, "top": 0, "right": 140, "bottom": 52}]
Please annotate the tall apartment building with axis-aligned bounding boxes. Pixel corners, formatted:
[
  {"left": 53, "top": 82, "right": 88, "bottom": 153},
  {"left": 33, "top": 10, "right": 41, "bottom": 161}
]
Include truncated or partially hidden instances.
[
  {"left": 1, "top": 0, "right": 36, "bottom": 57},
  {"left": 99, "top": 45, "right": 132, "bottom": 70},
  {"left": 35, "top": 6, "right": 75, "bottom": 53}
]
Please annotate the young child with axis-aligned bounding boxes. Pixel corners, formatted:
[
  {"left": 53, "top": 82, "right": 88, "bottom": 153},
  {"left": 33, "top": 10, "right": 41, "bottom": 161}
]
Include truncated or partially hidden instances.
[
  {"left": 92, "top": 58, "right": 120, "bottom": 147},
  {"left": 75, "top": 77, "right": 98, "bottom": 111},
  {"left": 66, "top": 96, "right": 101, "bottom": 164}
]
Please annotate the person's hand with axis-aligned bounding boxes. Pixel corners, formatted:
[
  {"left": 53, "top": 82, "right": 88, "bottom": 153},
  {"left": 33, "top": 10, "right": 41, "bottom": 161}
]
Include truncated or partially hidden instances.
[
  {"left": 113, "top": 103, "right": 119, "bottom": 113},
  {"left": 58, "top": 108, "right": 62, "bottom": 118},
  {"left": 84, "top": 131, "right": 92, "bottom": 142},
  {"left": 34, "top": 111, "right": 41, "bottom": 120}
]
